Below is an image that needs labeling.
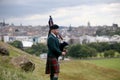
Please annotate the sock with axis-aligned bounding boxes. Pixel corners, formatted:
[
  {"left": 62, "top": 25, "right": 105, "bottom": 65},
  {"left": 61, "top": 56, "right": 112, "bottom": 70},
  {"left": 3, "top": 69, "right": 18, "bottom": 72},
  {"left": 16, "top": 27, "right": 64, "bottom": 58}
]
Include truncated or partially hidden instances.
[
  {"left": 50, "top": 74, "right": 54, "bottom": 80},
  {"left": 53, "top": 77, "right": 58, "bottom": 80}
]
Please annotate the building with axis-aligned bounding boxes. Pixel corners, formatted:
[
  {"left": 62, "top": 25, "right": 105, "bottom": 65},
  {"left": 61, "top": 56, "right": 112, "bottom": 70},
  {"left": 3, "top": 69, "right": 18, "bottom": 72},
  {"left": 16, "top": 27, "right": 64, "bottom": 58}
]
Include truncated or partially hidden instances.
[{"left": 22, "top": 41, "right": 33, "bottom": 47}]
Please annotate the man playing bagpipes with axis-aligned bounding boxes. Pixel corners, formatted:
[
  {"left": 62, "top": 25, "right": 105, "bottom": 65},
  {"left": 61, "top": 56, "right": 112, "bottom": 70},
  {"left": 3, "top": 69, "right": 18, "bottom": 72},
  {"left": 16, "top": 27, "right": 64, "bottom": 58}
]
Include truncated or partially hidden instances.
[{"left": 45, "top": 16, "right": 68, "bottom": 80}]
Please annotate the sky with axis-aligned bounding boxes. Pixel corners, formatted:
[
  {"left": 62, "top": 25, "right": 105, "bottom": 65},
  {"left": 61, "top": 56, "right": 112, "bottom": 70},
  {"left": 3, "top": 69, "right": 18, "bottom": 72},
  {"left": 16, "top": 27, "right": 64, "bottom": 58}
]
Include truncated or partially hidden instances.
[{"left": 0, "top": 0, "right": 120, "bottom": 27}]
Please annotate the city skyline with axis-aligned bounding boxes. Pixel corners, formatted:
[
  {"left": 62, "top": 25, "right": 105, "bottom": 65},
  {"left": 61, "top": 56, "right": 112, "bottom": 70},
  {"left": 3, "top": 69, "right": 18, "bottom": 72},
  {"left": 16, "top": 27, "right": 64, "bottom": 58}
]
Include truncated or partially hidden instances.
[{"left": 0, "top": 0, "right": 120, "bottom": 27}]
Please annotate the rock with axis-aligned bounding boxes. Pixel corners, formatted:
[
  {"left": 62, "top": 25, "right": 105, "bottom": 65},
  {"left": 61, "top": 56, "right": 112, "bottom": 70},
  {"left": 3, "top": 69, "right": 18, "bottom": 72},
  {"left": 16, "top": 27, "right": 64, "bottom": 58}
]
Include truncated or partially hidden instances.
[
  {"left": 20, "top": 61, "right": 35, "bottom": 72},
  {"left": 11, "top": 56, "right": 35, "bottom": 72},
  {"left": 0, "top": 46, "right": 9, "bottom": 56}
]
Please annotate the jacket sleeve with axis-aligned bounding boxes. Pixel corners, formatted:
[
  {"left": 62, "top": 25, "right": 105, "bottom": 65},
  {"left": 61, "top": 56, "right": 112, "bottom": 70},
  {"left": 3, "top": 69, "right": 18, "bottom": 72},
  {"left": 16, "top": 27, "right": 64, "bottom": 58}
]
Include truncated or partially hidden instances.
[{"left": 48, "top": 37, "right": 62, "bottom": 56}]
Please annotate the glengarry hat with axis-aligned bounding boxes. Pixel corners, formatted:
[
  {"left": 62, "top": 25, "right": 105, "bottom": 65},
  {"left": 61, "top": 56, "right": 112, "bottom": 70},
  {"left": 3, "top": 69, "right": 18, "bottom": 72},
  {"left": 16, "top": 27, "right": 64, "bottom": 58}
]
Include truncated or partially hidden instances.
[{"left": 50, "top": 24, "right": 59, "bottom": 29}]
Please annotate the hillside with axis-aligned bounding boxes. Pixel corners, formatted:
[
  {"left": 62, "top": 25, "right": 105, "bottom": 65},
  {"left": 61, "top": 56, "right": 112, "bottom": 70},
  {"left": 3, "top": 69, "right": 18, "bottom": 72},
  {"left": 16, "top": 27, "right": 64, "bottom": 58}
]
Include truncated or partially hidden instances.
[
  {"left": 0, "top": 41, "right": 47, "bottom": 80},
  {"left": 0, "top": 41, "right": 120, "bottom": 80}
]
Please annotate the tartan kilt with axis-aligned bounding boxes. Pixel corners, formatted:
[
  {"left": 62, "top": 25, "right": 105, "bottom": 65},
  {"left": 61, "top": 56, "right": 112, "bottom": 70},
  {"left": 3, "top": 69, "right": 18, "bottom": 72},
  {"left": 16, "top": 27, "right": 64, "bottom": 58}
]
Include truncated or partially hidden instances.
[{"left": 45, "top": 57, "right": 59, "bottom": 74}]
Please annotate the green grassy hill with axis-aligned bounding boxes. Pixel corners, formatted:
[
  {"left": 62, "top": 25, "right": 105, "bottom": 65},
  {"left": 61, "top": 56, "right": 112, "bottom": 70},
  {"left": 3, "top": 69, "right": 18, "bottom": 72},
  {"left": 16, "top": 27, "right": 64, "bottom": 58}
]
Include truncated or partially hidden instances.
[
  {"left": 0, "top": 41, "right": 120, "bottom": 80},
  {"left": 0, "top": 41, "right": 47, "bottom": 80}
]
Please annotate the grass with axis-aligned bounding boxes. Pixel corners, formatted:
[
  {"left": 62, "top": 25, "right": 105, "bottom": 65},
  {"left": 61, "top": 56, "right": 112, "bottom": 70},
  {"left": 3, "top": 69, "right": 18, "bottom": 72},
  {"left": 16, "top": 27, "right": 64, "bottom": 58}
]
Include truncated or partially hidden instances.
[
  {"left": 60, "top": 60, "right": 120, "bottom": 80},
  {"left": 0, "top": 41, "right": 48, "bottom": 80},
  {"left": 84, "top": 58, "right": 120, "bottom": 71},
  {"left": 0, "top": 41, "right": 120, "bottom": 80},
  {"left": 0, "top": 56, "right": 38, "bottom": 80}
]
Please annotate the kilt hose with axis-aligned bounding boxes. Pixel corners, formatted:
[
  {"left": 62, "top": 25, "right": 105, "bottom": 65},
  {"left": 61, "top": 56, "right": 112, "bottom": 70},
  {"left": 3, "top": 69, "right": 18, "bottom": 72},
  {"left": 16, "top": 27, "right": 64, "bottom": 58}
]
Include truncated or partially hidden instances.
[{"left": 45, "top": 57, "right": 60, "bottom": 74}]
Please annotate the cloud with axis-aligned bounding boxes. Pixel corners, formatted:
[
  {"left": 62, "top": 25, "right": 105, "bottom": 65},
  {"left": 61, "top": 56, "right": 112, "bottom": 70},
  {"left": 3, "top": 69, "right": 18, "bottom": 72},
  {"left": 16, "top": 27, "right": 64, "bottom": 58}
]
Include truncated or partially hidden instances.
[
  {"left": 4, "top": 2, "right": 120, "bottom": 26},
  {"left": 48, "top": 3, "right": 120, "bottom": 26},
  {"left": 1, "top": 0, "right": 120, "bottom": 18}
]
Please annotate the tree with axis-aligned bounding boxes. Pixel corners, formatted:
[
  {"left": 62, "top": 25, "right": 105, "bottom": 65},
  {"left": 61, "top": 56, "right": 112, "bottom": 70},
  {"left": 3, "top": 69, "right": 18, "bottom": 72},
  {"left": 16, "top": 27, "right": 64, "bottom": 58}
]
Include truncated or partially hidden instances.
[
  {"left": 99, "top": 42, "right": 110, "bottom": 52},
  {"left": 87, "top": 42, "right": 110, "bottom": 52},
  {"left": 24, "top": 43, "right": 48, "bottom": 56},
  {"left": 88, "top": 47, "right": 97, "bottom": 57},
  {"left": 104, "top": 50, "right": 115, "bottom": 58},
  {"left": 110, "top": 42, "right": 120, "bottom": 53},
  {"left": 9, "top": 40, "right": 23, "bottom": 50},
  {"left": 79, "top": 45, "right": 97, "bottom": 58},
  {"left": 104, "top": 51, "right": 109, "bottom": 58},
  {"left": 87, "top": 42, "right": 103, "bottom": 52},
  {"left": 68, "top": 44, "right": 97, "bottom": 59},
  {"left": 68, "top": 44, "right": 82, "bottom": 58}
]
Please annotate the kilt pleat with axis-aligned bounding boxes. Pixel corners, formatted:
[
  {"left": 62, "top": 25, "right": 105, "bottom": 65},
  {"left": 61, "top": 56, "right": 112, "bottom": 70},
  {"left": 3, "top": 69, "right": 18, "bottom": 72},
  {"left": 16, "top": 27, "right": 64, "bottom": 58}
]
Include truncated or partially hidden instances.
[{"left": 45, "top": 57, "right": 59, "bottom": 74}]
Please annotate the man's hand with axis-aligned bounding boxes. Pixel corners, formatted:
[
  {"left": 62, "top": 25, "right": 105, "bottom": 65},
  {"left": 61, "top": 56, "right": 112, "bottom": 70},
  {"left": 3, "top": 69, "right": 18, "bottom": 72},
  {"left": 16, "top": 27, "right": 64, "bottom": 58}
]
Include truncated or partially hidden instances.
[
  {"left": 62, "top": 52, "right": 66, "bottom": 56},
  {"left": 63, "top": 49, "right": 68, "bottom": 53}
]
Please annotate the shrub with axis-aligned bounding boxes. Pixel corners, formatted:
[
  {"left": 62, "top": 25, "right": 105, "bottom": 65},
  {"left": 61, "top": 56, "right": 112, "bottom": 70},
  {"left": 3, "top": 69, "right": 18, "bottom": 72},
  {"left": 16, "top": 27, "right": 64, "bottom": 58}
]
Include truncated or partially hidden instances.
[{"left": 104, "top": 50, "right": 116, "bottom": 58}]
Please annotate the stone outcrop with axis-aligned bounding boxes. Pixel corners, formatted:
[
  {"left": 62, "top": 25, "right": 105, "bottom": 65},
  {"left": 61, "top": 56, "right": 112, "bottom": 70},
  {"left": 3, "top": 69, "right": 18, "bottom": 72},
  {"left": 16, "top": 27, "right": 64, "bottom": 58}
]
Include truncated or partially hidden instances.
[
  {"left": 11, "top": 56, "right": 35, "bottom": 72},
  {"left": 0, "top": 46, "right": 9, "bottom": 56}
]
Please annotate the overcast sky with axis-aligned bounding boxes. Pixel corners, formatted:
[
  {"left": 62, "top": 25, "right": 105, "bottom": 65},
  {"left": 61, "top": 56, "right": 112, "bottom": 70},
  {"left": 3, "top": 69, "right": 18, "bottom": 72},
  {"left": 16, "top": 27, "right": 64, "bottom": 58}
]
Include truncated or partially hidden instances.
[{"left": 0, "top": 0, "right": 120, "bottom": 27}]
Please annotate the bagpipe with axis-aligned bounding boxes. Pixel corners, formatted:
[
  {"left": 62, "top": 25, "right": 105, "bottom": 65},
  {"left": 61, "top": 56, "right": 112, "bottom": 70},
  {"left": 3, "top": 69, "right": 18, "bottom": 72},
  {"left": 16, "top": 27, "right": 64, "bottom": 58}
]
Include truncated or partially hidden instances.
[{"left": 48, "top": 15, "right": 68, "bottom": 52}]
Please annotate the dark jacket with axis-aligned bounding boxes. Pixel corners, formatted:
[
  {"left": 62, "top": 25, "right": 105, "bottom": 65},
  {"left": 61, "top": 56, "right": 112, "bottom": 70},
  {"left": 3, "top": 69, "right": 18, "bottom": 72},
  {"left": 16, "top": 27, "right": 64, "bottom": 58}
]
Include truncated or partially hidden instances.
[{"left": 47, "top": 33, "right": 62, "bottom": 58}]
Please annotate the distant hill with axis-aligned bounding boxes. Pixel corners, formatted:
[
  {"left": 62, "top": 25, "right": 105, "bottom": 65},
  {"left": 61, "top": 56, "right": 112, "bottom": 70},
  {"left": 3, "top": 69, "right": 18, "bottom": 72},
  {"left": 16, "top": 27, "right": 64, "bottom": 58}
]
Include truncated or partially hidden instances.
[
  {"left": 0, "top": 41, "right": 120, "bottom": 80},
  {"left": 96, "top": 26, "right": 120, "bottom": 36}
]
